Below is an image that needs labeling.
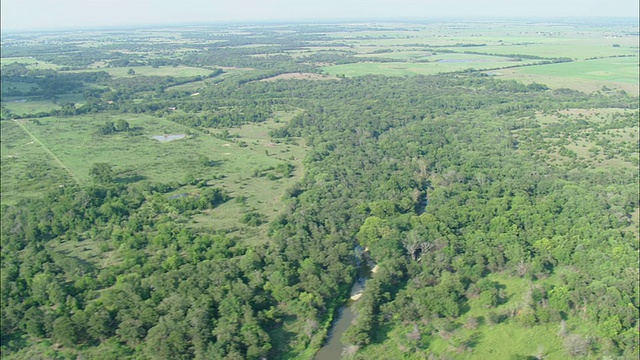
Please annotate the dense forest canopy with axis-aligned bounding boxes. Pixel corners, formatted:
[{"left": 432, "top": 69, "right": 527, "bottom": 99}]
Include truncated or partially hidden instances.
[{"left": 1, "top": 20, "right": 638, "bottom": 360}]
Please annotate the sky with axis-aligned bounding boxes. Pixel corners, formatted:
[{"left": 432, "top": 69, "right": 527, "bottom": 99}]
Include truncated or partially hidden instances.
[{"left": 1, "top": 0, "right": 639, "bottom": 31}]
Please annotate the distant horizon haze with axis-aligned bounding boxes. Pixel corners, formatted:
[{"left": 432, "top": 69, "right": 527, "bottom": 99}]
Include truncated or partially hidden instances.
[{"left": 1, "top": 0, "right": 639, "bottom": 32}]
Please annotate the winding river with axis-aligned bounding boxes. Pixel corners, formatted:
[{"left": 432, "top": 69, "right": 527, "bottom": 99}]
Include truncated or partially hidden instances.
[{"left": 315, "top": 247, "right": 374, "bottom": 360}]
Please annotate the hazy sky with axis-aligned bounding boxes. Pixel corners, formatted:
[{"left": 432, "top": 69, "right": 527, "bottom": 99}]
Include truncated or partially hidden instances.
[{"left": 2, "top": 0, "right": 639, "bottom": 31}]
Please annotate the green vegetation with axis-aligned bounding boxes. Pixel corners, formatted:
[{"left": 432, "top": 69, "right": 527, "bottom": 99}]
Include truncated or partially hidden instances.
[{"left": 1, "top": 19, "right": 638, "bottom": 360}]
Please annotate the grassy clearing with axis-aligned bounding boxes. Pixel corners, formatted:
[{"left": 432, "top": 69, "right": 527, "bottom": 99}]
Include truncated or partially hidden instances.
[
  {"left": 515, "top": 57, "right": 639, "bottom": 84},
  {"left": 259, "top": 73, "right": 340, "bottom": 81},
  {"left": 492, "top": 63, "right": 639, "bottom": 95},
  {"left": 526, "top": 109, "right": 640, "bottom": 171},
  {"left": 190, "top": 111, "right": 306, "bottom": 243},
  {"left": 165, "top": 67, "right": 253, "bottom": 91},
  {"left": 0, "top": 56, "right": 61, "bottom": 70},
  {"left": 4, "top": 110, "right": 306, "bottom": 244},
  {"left": 69, "top": 65, "right": 215, "bottom": 78},
  {"left": 322, "top": 59, "right": 535, "bottom": 77},
  {"left": 1, "top": 81, "right": 41, "bottom": 93},
  {"left": 1, "top": 94, "right": 84, "bottom": 115},
  {"left": 0, "top": 120, "right": 73, "bottom": 205},
  {"left": 353, "top": 274, "right": 568, "bottom": 360}
]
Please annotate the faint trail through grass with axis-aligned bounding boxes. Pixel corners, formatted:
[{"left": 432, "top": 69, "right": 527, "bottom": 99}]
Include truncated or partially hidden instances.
[{"left": 12, "top": 119, "right": 81, "bottom": 185}]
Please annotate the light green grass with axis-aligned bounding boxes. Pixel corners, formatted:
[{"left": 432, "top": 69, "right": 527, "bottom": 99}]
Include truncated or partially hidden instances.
[
  {"left": 1, "top": 81, "right": 41, "bottom": 93},
  {"left": 469, "top": 41, "right": 638, "bottom": 60},
  {"left": 190, "top": 111, "right": 306, "bottom": 243},
  {"left": 488, "top": 57, "right": 640, "bottom": 95},
  {"left": 322, "top": 59, "right": 533, "bottom": 77},
  {"left": 165, "top": 67, "right": 251, "bottom": 91},
  {"left": 0, "top": 56, "right": 61, "bottom": 70},
  {"left": 1, "top": 120, "right": 73, "bottom": 205},
  {"left": 516, "top": 57, "right": 639, "bottom": 84},
  {"left": 353, "top": 274, "right": 569, "bottom": 360},
  {"left": 357, "top": 51, "right": 521, "bottom": 62},
  {"left": 69, "top": 65, "right": 215, "bottom": 78},
  {"left": 1, "top": 94, "right": 84, "bottom": 115},
  {"left": 4, "top": 111, "right": 306, "bottom": 244}
]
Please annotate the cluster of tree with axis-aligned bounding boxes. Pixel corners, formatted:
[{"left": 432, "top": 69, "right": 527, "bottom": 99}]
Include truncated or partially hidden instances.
[
  {"left": 267, "top": 76, "right": 637, "bottom": 358},
  {"left": 165, "top": 105, "right": 272, "bottom": 128},
  {"left": 0, "top": 66, "right": 110, "bottom": 98},
  {"left": 95, "top": 120, "right": 130, "bottom": 135}
]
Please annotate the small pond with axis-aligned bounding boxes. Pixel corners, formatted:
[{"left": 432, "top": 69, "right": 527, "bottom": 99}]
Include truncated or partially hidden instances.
[{"left": 152, "top": 134, "right": 186, "bottom": 142}]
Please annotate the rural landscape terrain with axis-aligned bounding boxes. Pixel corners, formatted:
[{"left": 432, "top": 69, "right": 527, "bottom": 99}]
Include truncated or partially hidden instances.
[{"left": 1, "top": 18, "right": 639, "bottom": 360}]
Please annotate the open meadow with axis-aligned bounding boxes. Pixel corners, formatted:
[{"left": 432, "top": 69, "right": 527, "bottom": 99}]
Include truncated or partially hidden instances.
[{"left": 1, "top": 110, "right": 306, "bottom": 242}]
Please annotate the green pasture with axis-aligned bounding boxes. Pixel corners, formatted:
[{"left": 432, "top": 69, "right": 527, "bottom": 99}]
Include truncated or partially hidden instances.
[
  {"left": 324, "top": 21, "right": 638, "bottom": 63},
  {"left": 69, "top": 65, "right": 215, "bottom": 78},
  {"left": 3, "top": 111, "right": 306, "bottom": 242},
  {"left": 322, "top": 58, "right": 535, "bottom": 77},
  {"left": 352, "top": 274, "right": 570, "bottom": 360},
  {"left": 1, "top": 94, "right": 84, "bottom": 115},
  {"left": 0, "top": 56, "right": 61, "bottom": 70},
  {"left": 1, "top": 81, "right": 41, "bottom": 93},
  {"left": 190, "top": 111, "right": 305, "bottom": 241},
  {"left": 0, "top": 120, "right": 73, "bottom": 205},
  {"left": 515, "top": 57, "right": 639, "bottom": 83},
  {"left": 490, "top": 56, "right": 640, "bottom": 94}
]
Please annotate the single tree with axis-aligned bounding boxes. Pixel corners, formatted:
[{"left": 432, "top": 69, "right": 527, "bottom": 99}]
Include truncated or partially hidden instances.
[
  {"left": 115, "top": 119, "right": 130, "bottom": 132},
  {"left": 90, "top": 163, "right": 115, "bottom": 183}
]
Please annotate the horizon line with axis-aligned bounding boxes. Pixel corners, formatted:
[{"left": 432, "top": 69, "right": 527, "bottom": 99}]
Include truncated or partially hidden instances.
[{"left": 2, "top": 15, "right": 639, "bottom": 34}]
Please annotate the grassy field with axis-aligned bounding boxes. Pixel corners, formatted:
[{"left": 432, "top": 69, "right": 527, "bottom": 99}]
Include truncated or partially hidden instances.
[
  {"left": 0, "top": 120, "right": 73, "bottom": 205},
  {"left": 316, "top": 21, "right": 639, "bottom": 94},
  {"left": 526, "top": 108, "right": 640, "bottom": 170},
  {"left": 0, "top": 56, "right": 61, "bottom": 70},
  {"left": 1, "top": 94, "right": 84, "bottom": 115},
  {"left": 492, "top": 56, "right": 640, "bottom": 95},
  {"left": 1, "top": 110, "right": 306, "bottom": 243},
  {"left": 70, "top": 65, "right": 216, "bottom": 78},
  {"left": 322, "top": 59, "right": 535, "bottom": 77},
  {"left": 165, "top": 66, "right": 254, "bottom": 91},
  {"left": 352, "top": 274, "right": 571, "bottom": 360},
  {"left": 189, "top": 111, "right": 306, "bottom": 243}
]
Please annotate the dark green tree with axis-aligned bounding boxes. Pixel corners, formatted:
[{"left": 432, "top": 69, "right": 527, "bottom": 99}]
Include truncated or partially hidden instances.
[{"left": 89, "top": 163, "right": 115, "bottom": 183}]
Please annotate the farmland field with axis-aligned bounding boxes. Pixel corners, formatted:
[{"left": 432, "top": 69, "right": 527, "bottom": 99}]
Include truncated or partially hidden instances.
[{"left": 492, "top": 57, "right": 640, "bottom": 94}]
